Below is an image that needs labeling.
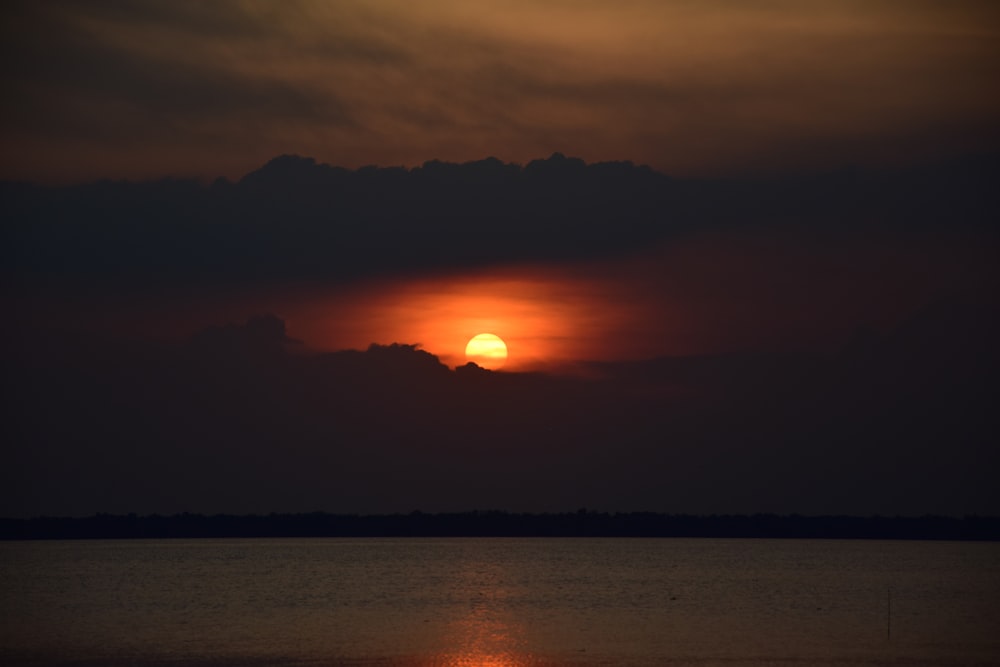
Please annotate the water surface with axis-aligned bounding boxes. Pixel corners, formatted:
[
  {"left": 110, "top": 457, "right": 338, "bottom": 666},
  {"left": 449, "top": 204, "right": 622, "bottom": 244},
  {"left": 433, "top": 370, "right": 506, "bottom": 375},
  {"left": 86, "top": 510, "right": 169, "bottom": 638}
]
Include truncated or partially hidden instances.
[{"left": 1, "top": 538, "right": 998, "bottom": 666}]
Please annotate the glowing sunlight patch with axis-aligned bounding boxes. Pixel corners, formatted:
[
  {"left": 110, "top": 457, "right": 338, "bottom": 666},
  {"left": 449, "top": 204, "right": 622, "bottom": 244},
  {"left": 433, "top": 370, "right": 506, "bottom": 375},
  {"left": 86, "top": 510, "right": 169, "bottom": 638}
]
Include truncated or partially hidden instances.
[
  {"left": 465, "top": 333, "right": 508, "bottom": 370},
  {"left": 293, "top": 264, "right": 677, "bottom": 372}
]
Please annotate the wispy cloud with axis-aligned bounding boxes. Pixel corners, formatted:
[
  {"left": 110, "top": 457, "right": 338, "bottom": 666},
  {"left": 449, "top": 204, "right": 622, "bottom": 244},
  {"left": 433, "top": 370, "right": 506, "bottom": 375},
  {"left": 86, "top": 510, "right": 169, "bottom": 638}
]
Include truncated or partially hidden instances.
[{"left": 2, "top": 0, "right": 998, "bottom": 182}]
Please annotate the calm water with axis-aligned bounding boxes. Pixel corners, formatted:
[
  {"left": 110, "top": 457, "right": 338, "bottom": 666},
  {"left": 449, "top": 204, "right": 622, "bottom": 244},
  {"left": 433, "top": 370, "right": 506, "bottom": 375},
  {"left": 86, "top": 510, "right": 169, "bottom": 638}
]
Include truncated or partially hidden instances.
[{"left": 1, "top": 538, "right": 998, "bottom": 666}]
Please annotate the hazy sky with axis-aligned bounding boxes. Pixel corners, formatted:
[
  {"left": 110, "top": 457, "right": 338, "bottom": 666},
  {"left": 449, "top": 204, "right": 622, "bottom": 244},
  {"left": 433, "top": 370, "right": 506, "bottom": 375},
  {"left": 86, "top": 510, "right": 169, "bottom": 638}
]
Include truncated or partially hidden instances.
[{"left": 3, "top": 0, "right": 999, "bottom": 183}]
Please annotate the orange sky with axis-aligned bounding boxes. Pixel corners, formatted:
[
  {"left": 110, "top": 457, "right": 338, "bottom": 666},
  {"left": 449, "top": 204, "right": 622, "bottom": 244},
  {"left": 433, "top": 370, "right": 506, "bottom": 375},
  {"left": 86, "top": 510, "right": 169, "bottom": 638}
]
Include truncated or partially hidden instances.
[
  {"left": 13, "top": 217, "right": 993, "bottom": 373},
  {"left": 298, "top": 269, "right": 659, "bottom": 371},
  {"left": 165, "top": 227, "right": 992, "bottom": 372},
  {"left": 3, "top": 0, "right": 999, "bottom": 183}
]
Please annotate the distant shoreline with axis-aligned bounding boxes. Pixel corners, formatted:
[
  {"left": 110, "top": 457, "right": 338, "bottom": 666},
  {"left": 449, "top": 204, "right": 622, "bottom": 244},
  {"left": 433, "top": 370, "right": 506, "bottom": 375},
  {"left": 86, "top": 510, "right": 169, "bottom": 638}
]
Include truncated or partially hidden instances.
[{"left": 2, "top": 511, "right": 998, "bottom": 541}]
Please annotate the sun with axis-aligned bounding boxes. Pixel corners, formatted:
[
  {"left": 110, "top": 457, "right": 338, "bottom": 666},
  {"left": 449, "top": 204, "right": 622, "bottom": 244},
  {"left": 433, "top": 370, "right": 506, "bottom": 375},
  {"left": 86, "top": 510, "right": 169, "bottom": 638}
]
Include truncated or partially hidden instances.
[{"left": 465, "top": 333, "right": 508, "bottom": 370}]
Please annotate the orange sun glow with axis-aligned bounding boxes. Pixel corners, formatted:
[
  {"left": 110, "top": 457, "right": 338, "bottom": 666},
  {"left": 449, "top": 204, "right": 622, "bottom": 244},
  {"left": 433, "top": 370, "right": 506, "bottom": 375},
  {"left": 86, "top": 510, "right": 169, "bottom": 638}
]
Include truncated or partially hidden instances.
[
  {"left": 293, "top": 265, "right": 673, "bottom": 372},
  {"left": 465, "top": 333, "right": 508, "bottom": 369}
]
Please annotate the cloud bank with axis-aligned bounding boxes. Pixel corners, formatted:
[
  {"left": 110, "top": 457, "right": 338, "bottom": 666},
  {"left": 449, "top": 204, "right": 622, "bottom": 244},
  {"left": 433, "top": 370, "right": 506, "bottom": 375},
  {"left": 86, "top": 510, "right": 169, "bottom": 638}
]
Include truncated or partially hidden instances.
[
  {"left": 4, "top": 152, "right": 996, "bottom": 291},
  {"left": 4, "top": 311, "right": 997, "bottom": 518}
]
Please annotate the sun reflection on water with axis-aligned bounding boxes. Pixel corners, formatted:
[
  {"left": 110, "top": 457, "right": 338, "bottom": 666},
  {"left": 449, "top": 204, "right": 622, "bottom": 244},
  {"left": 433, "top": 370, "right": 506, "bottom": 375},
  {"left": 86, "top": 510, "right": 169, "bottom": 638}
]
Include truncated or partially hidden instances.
[
  {"left": 430, "top": 604, "right": 531, "bottom": 667},
  {"left": 422, "top": 555, "right": 536, "bottom": 667}
]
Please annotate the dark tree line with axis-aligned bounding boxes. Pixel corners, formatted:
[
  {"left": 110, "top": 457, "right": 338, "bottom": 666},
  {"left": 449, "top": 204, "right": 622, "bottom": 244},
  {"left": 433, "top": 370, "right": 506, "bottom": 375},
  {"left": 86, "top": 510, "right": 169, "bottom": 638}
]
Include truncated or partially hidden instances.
[{"left": 2, "top": 511, "right": 997, "bottom": 541}]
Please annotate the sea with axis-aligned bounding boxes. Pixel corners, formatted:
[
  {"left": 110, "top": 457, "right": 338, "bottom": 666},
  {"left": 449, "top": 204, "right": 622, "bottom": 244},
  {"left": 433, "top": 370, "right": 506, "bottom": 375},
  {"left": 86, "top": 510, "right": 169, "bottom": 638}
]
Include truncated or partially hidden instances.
[{"left": 1, "top": 537, "right": 998, "bottom": 666}]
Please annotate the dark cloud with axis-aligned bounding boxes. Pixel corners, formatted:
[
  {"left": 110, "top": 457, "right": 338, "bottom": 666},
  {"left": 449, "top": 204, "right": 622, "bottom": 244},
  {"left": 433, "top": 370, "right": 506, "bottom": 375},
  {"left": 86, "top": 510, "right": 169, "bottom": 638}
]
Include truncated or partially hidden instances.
[
  {"left": 1, "top": 154, "right": 677, "bottom": 287},
  {"left": 3, "top": 153, "right": 996, "bottom": 292},
  {"left": 190, "top": 314, "right": 301, "bottom": 355},
  {"left": 3, "top": 308, "right": 996, "bottom": 518}
]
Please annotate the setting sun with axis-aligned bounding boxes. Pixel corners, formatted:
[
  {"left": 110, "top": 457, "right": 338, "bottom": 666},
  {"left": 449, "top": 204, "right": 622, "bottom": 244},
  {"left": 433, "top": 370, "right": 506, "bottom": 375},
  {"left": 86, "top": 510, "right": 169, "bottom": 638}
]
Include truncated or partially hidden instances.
[{"left": 465, "top": 333, "right": 508, "bottom": 369}]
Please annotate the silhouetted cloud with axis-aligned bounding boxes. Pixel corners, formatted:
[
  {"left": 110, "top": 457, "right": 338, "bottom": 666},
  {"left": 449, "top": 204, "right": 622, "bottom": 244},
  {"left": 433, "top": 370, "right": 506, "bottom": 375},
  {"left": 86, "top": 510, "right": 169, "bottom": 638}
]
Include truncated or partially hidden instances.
[
  {"left": 189, "top": 314, "right": 301, "bottom": 360},
  {"left": 2, "top": 154, "right": 675, "bottom": 286},
  {"left": 4, "top": 152, "right": 997, "bottom": 292},
  {"left": 3, "top": 305, "right": 997, "bottom": 518}
]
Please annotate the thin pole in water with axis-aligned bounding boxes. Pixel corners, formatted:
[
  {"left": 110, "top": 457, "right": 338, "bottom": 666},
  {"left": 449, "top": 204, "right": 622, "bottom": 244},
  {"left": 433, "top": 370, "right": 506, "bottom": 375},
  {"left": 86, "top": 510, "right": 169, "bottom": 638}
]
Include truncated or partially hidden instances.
[{"left": 887, "top": 586, "right": 891, "bottom": 640}]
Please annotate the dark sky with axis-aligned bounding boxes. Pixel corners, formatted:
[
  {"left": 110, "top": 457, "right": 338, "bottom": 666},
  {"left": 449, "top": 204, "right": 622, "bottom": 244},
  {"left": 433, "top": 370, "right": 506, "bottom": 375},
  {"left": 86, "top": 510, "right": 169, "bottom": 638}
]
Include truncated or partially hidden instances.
[{"left": 2, "top": 1, "right": 998, "bottom": 518}]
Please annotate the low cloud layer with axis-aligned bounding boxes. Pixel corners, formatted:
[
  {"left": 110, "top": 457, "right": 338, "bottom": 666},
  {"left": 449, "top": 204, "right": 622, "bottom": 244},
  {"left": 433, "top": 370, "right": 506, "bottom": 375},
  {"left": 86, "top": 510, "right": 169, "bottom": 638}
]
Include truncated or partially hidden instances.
[
  {"left": 3, "top": 154, "right": 673, "bottom": 286},
  {"left": 4, "top": 152, "right": 996, "bottom": 290},
  {"left": 4, "top": 311, "right": 997, "bottom": 518}
]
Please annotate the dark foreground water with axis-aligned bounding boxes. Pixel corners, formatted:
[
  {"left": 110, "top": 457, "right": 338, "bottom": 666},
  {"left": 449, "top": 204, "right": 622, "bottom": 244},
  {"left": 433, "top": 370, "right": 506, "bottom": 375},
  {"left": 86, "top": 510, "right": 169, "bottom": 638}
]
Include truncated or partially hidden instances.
[{"left": 1, "top": 538, "right": 998, "bottom": 666}]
